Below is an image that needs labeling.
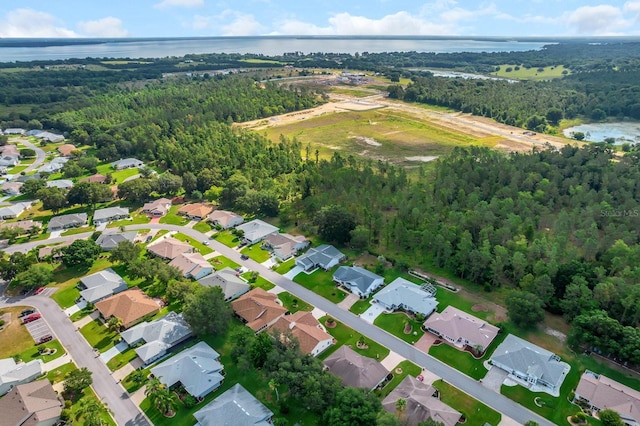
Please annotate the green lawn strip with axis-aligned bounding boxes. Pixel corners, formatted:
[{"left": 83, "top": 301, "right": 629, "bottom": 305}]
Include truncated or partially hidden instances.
[
  {"left": 211, "top": 229, "right": 241, "bottom": 247},
  {"left": 243, "top": 274, "right": 275, "bottom": 291},
  {"left": 192, "top": 221, "right": 212, "bottom": 233},
  {"left": 318, "top": 315, "right": 390, "bottom": 361},
  {"left": 106, "top": 212, "right": 150, "bottom": 228},
  {"left": 277, "top": 291, "right": 313, "bottom": 313},
  {"left": 373, "top": 312, "right": 424, "bottom": 345},
  {"left": 240, "top": 243, "right": 272, "bottom": 263},
  {"left": 46, "top": 362, "right": 77, "bottom": 384},
  {"left": 8, "top": 165, "right": 28, "bottom": 174},
  {"left": 107, "top": 347, "right": 138, "bottom": 371},
  {"left": 52, "top": 285, "right": 80, "bottom": 309},
  {"left": 16, "top": 339, "right": 65, "bottom": 363},
  {"left": 172, "top": 232, "right": 213, "bottom": 255},
  {"left": 378, "top": 360, "right": 422, "bottom": 398},
  {"left": 273, "top": 258, "right": 296, "bottom": 274},
  {"left": 293, "top": 269, "right": 348, "bottom": 304},
  {"left": 95, "top": 164, "right": 139, "bottom": 184},
  {"left": 69, "top": 306, "right": 94, "bottom": 322},
  {"left": 210, "top": 254, "right": 240, "bottom": 271},
  {"left": 428, "top": 344, "right": 489, "bottom": 380},
  {"left": 12, "top": 232, "right": 50, "bottom": 244},
  {"left": 434, "top": 287, "right": 492, "bottom": 321},
  {"left": 71, "top": 387, "right": 117, "bottom": 426},
  {"left": 79, "top": 319, "right": 118, "bottom": 352},
  {"left": 123, "top": 367, "right": 152, "bottom": 393},
  {"left": 159, "top": 205, "right": 189, "bottom": 225},
  {"left": 433, "top": 379, "right": 501, "bottom": 426},
  {"left": 61, "top": 226, "right": 94, "bottom": 236},
  {"left": 349, "top": 297, "right": 372, "bottom": 315}
]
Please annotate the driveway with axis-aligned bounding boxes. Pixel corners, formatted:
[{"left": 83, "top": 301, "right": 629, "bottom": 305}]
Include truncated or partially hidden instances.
[
  {"left": 483, "top": 366, "right": 509, "bottom": 393},
  {"left": 100, "top": 341, "right": 129, "bottom": 363},
  {"left": 283, "top": 265, "right": 303, "bottom": 280},
  {"left": 360, "top": 302, "right": 385, "bottom": 323},
  {"left": 415, "top": 332, "right": 439, "bottom": 353},
  {"left": 338, "top": 292, "right": 360, "bottom": 310},
  {"left": 64, "top": 300, "right": 87, "bottom": 317}
]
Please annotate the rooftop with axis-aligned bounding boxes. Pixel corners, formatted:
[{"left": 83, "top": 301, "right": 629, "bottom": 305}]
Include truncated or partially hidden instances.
[
  {"left": 424, "top": 306, "right": 499, "bottom": 350},
  {"left": 374, "top": 277, "right": 438, "bottom": 316},
  {"left": 193, "top": 383, "right": 273, "bottom": 426},
  {"left": 231, "top": 288, "right": 287, "bottom": 332},
  {"left": 95, "top": 288, "right": 159, "bottom": 327},
  {"left": 323, "top": 346, "right": 389, "bottom": 390},
  {"left": 121, "top": 311, "right": 192, "bottom": 364}
]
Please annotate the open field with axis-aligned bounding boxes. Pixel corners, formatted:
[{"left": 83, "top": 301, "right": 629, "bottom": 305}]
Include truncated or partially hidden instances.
[
  {"left": 0, "top": 306, "right": 37, "bottom": 358},
  {"left": 492, "top": 64, "right": 570, "bottom": 80}
]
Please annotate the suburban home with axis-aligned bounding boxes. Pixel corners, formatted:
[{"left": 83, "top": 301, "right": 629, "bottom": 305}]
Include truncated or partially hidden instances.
[
  {"left": 323, "top": 346, "right": 389, "bottom": 391},
  {"left": 110, "top": 158, "right": 144, "bottom": 170},
  {"left": 0, "top": 145, "right": 19, "bottom": 157},
  {"left": 333, "top": 266, "right": 384, "bottom": 298},
  {"left": 46, "top": 213, "right": 88, "bottom": 231},
  {"left": 37, "top": 157, "right": 68, "bottom": 174},
  {"left": 93, "top": 206, "right": 129, "bottom": 224},
  {"left": 0, "top": 167, "right": 7, "bottom": 175},
  {"left": 270, "top": 311, "right": 333, "bottom": 357},
  {"left": 34, "top": 131, "right": 64, "bottom": 143},
  {"left": 78, "top": 268, "right": 128, "bottom": 304},
  {"left": 151, "top": 342, "right": 224, "bottom": 398},
  {"left": 424, "top": 306, "right": 499, "bottom": 354},
  {"left": 57, "top": 143, "right": 77, "bottom": 157},
  {"left": 194, "top": 383, "right": 273, "bottom": 426},
  {"left": 490, "top": 334, "right": 570, "bottom": 395},
  {"left": 169, "top": 252, "right": 213, "bottom": 280},
  {"left": 0, "top": 202, "right": 31, "bottom": 220},
  {"left": 207, "top": 210, "right": 243, "bottom": 229},
  {"left": 0, "top": 380, "right": 63, "bottom": 426},
  {"left": 574, "top": 370, "right": 640, "bottom": 426},
  {"left": 1, "top": 181, "right": 23, "bottom": 196},
  {"left": 38, "top": 240, "right": 73, "bottom": 261},
  {"left": 81, "top": 173, "right": 107, "bottom": 184},
  {"left": 142, "top": 198, "right": 172, "bottom": 217},
  {"left": 95, "top": 231, "right": 137, "bottom": 251},
  {"left": 147, "top": 237, "right": 193, "bottom": 260},
  {"left": 45, "top": 179, "right": 74, "bottom": 190},
  {"left": 382, "top": 376, "right": 461, "bottom": 426},
  {"left": 197, "top": 267, "right": 250, "bottom": 302},
  {"left": 0, "top": 358, "right": 44, "bottom": 396},
  {"left": 231, "top": 288, "right": 288, "bottom": 333},
  {"left": 3, "top": 128, "right": 25, "bottom": 135},
  {"left": 0, "top": 156, "right": 19, "bottom": 167},
  {"left": 236, "top": 219, "right": 279, "bottom": 244},
  {"left": 177, "top": 203, "right": 214, "bottom": 221},
  {"left": 120, "top": 311, "right": 193, "bottom": 365},
  {"left": 373, "top": 277, "right": 438, "bottom": 317},
  {"left": 262, "top": 233, "right": 310, "bottom": 261},
  {"left": 295, "top": 244, "right": 346, "bottom": 272},
  {"left": 95, "top": 288, "right": 160, "bottom": 329},
  {"left": 0, "top": 220, "right": 41, "bottom": 235}
]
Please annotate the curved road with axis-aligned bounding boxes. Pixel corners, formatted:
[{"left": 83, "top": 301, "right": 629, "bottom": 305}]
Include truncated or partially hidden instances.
[{"left": 16, "top": 137, "right": 46, "bottom": 174}]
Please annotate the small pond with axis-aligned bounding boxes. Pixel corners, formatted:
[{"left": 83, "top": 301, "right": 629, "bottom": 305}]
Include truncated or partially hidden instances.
[{"left": 563, "top": 122, "right": 640, "bottom": 144}]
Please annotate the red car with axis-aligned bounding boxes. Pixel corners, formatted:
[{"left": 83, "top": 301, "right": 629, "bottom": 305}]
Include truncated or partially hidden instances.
[
  {"left": 34, "top": 287, "right": 46, "bottom": 295},
  {"left": 22, "top": 313, "right": 41, "bottom": 324},
  {"left": 38, "top": 335, "right": 53, "bottom": 344}
]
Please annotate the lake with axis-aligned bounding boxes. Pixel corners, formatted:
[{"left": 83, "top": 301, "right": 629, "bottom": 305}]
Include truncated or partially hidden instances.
[{"left": 563, "top": 122, "right": 640, "bottom": 144}]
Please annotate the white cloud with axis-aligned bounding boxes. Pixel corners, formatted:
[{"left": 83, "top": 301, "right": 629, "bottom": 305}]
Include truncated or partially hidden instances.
[
  {"left": 155, "top": 0, "right": 204, "bottom": 9},
  {"left": 78, "top": 17, "right": 130, "bottom": 37},
  {"left": 192, "top": 14, "right": 213, "bottom": 30},
  {"left": 564, "top": 5, "right": 632, "bottom": 35},
  {"left": 0, "top": 8, "right": 78, "bottom": 38},
  {"left": 624, "top": 1, "right": 640, "bottom": 13},
  {"left": 221, "top": 13, "right": 265, "bottom": 36}
]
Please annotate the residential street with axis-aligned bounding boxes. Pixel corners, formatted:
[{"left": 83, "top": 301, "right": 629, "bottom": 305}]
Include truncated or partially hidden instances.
[
  {"left": 17, "top": 137, "right": 46, "bottom": 174},
  {"left": 3, "top": 232, "right": 93, "bottom": 254}
]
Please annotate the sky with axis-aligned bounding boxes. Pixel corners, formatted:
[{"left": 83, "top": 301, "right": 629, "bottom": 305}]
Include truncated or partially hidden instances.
[{"left": 1, "top": 1, "right": 640, "bottom": 38}]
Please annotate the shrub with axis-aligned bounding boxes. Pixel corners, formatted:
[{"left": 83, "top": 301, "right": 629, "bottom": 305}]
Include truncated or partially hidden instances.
[{"left": 183, "top": 394, "right": 198, "bottom": 408}]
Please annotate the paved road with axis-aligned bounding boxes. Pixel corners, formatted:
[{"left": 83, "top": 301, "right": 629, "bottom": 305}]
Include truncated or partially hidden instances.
[
  {"left": 0, "top": 294, "right": 150, "bottom": 426},
  {"left": 126, "top": 224, "right": 553, "bottom": 426},
  {"left": 16, "top": 137, "right": 46, "bottom": 173},
  {"left": 3, "top": 232, "right": 93, "bottom": 254}
]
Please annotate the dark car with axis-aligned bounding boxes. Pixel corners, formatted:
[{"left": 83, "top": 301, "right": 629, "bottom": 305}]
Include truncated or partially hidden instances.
[
  {"left": 20, "top": 309, "right": 36, "bottom": 317},
  {"left": 38, "top": 335, "right": 53, "bottom": 344},
  {"left": 240, "top": 254, "right": 249, "bottom": 260}
]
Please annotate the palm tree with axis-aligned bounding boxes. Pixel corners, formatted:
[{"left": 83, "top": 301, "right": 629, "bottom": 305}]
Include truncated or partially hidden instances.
[
  {"left": 77, "top": 398, "right": 110, "bottom": 426},
  {"left": 144, "top": 377, "right": 164, "bottom": 398},
  {"left": 395, "top": 398, "right": 407, "bottom": 419},
  {"left": 106, "top": 317, "right": 123, "bottom": 333},
  {"left": 129, "top": 369, "right": 148, "bottom": 386},
  {"left": 152, "top": 387, "right": 179, "bottom": 416},
  {"left": 268, "top": 378, "right": 279, "bottom": 401}
]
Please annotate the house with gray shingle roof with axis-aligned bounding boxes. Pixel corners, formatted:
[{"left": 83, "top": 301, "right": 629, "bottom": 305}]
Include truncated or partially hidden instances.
[
  {"left": 197, "top": 267, "right": 250, "bottom": 302},
  {"left": 0, "top": 358, "right": 44, "bottom": 396},
  {"left": 0, "top": 202, "right": 31, "bottom": 220},
  {"left": 236, "top": 219, "right": 278, "bottom": 244},
  {"left": 295, "top": 244, "right": 345, "bottom": 271},
  {"left": 373, "top": 277, "right": 438, "bottom": 317},
  {"left": 45, "top": 179, "right": 74, "bottom": 190},
  {"left": 333, "top": 266, "right": 384, "bottom": 298},
  {"left": 47, "top": 213, "right": 87, "bottom": 231},
  {"left": 194, "top": 383, "right": 273, "bottom": 426},
  {"left": 38, "top": 157, "right": 68, "bottom": 173},
  {"left": 121, "top": 312, "right": 192, "bottom": 365},
  {"left": 96, "top": 231, "right": 137, "bottom": 251},
  {"left": 110, "top": 158, "right": 144, "bottom": 170},
  {"left": 0, "top": 379, "right": 63, "bottom": 426},
  {"left": 78, "top": 268, "right": 128, "bottom": 304},
  {"left": 323, "top": 346, "right": 389, "bottom": 391},
  {"left": 93, "top": 207, "right": 129, "bottom": 224}
]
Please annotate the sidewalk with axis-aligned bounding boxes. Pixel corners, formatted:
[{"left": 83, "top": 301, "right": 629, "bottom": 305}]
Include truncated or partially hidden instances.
[{"left": 73, "top": 310, "right": 100, "bottom": 328}]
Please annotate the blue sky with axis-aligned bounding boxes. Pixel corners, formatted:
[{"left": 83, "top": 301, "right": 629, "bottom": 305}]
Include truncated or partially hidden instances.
[{"left": 2, "top": 1, "right": 640, "bottom": 38}]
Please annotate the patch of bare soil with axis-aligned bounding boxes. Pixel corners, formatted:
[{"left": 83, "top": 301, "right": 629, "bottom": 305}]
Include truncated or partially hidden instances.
[{"left": 471, "top": 304, "right": 489, "bottom": 312}]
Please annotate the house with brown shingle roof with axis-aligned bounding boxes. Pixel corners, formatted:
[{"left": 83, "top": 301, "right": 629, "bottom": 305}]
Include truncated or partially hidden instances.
[
  {"left": 57, "top": 144, "right": 77, "bottom": 157},
  {"left": 424, "top": 306, "right": 499, "bottom": 353},
  {"left": 574, "top": 371, "right": 640, "bottom": 426},
  {"left": 262, "top": 233, "right": 310, "bottom": 261},
  {"left": 147, "top": 236, "right": 193, "bottom": 260},
  {"left": 169, "top": 252, "right": 213, "bottom": 280},
  {"left": 0, "top": 380, "right": 62, "bottom": 426},
  {"left": 142, "top": 198, "right": 172, "bottom": 217},
  {"left": 270, "top": 311, "right": 333, "bottom": 357},
  {"left": 95, "top": 288, "right": 160, "bottom": 329},
  {"left": 207, "top": 210, "right": 243, "bottom": 229},
  {"left": 231, "top": 288, "right": 287, "bottom": 333},
  {"left": 323, "top": 346, "right": 389, "bottom": 391},
  {"left": 0, "top": 220, "right": 41, "bottom": 235},
  {"left": 81, "top": 173, "right": 107, "bottom": 184},
  {"left": 178, "top": 203, "right": 214, "bottom": 221},
  {"left": 382, "top": 376, "right": 461, "bottom": 426}
]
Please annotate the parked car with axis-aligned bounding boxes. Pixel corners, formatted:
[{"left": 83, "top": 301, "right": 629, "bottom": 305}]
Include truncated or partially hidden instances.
[
  {"left": 145, "top": 235, "right": 153, "bottom": 243},
  {"left": 20, "top": 309, "right": 36, "bottom": 317},
  {"left": 38, "top": 335, "right": 53, "bottom": 344},
  {"left": 240, "top": 254, "right": 249, "bottom": 260},
  {"left": 22, "top": 313, "right": 41, "bottom": 324},
  {"left": 34, "top": 287, "right": 46, "bottom": 295},
  {"left": 203, "top": 240, "right": 209, "bottom": 246}
]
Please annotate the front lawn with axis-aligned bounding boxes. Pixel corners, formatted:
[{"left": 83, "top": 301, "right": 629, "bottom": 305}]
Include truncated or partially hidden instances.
[
  {"left": 433, "top": 379, "right": 501, "bottom": 426},
  {"left": 378, "top": 360, "right": 422, "bottom": 398},
  {"left": 71, "top": 387, "right": 117, "bottom": 426},
  {"left": 210, "top": 255, "right": 240, "bottom": 271},
  {"left": 349, "top": 297, "right": 372, "bottom": 315},
  {"left": 46, "top": 362, "right": 77, "bottom": 383},
  {"left": 242, "top": 273, "right": 275, "bottom": 291},
  {"left": 172, "top": 232, "right": 213, "bottom": 255},
  {"left": 319, "top": 315, "right": 390, "bottom": 361},
  {"left": 61, "top": 226, "right": 93, "bottom": 236},
  {"left": 374, "top": 312, "right": 424, "bottom": 345},
  {"left": 278, "top": 291, "right": 313, "bottom": 313},
  {"left": 294, "top": 269, "right": 348, "bottom": 304},
  {"left": 240, "top": 244, "right": 272, "bottom": 263},
  {"left": 79, "top": 319, "right": 118, "bottom": 352},
  {"left": 212, "top": 229, "right": 241, "bottom": 247},
  {"left": 274, "top": 258, "right": 296, "bottom": 274},
  {"left": 16, "top": 340, "right": 65, "bottom": 363},
  {"left": 192, "top": 221, "right": 212, "bottom": 233},
  {"left": 159, "top": 205, "right": 189, "bottom": 226},
  {"left": 51, "top": 285, "right": 80, "bottom": 309},
  {"left": 106, "top": 212, "right": 150, "bottom": 228},
  {"left": 69, "top": 305, "right": 95, "bottom": 322},
  {"left": 107, "top": 347, "right": 138, "bottom": 371}
]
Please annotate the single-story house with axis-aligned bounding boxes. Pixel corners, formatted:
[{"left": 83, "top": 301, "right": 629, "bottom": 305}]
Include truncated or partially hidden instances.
[
  {"left": 38, "top": 240, "right": 73, "bottom": 261},
  {"left": 142, "top": 198, "right": 172, "bottom": 217},
  {"left": 78, "top": 267, "right": 128, "bottom": 304},
  {"left": 323, "top": 346, "right": 389, "bottom": 391},
  {"left": 373, "top": 277, "right": 438, "bottom": 317},
  {"left": 37, "top": 157, "right": 68, "bottom": 174},
  {"left": 0, "top": 358, "right": 44, "bottom": 396},
  {"left": 236, "top": 219, "right": 279, "bottom": 244},
  {"left": 333, "top": 266, "right": 384, "bottom": 298},
  {"left": 0, "top": 202, "right": 31, "bottom": 220},
  {"left": 169, "top": 252, "right": 213, "bottom": 280},
  {"left": 57, "top": 144, "right": 77, "bottom": 157},
  {"left": 0, "top": 167, "right": 7, "bottom": 175},
  {"left": 120, "top": 311, "right": 193, "bottom": 365},
  {"left": 490, "top": 334, "right": 570, "bottom": 395},
  {"left": 194, "top": 384, "right": 273, "bottom": 426},
  {"left": 35, "top": 131, "right": 65, "bottom": 143},
  {"left": 0, "top": 155, "right": 19, "bottom": 167},
  {"left": 0, "top": 380, "right": 63, "bottom": 426},
  {"left": 47, "top": 213, "right": 88, "bottom": 231},
  {"left": 295, "top": 244, "right": 346, "bottom": 272},
  {"left": 262, "top": 233, "right": 310, "bottom": 261},
  {"left": 574, "top": 370, "right": 640, "bottom": 426},
  {"left": 3, "top": 128, "right": 25, "bottom": 135},
  {"left": 81, "top": 173, "right": 107, "bottom": 184},
  {"left": 0, "top": 145, "right": 19, "bottom": 157},
  {"left": 147, "top": 237, "right": 193, "bottom": 260},
  {"left": 270, "top": 311, "right": 333, "bottom": 357},
  {"left": 177, "top": 203, "right": 214, "bottom": 221},
  {"left": 207, "top": 210, "right": 243, "bottom": 229},
  {"left": 197, "top": 267, "right": 250, "bottom": 302},
  {"left": 110, "top": 158, "right": 144, "bottom": 170},
  {"left": 382, "top": 376, "right": 461, "bottom": 426},
  {"left": 45, "top": 179, "right": 74, "bottom": 190},
  {"left": 93, "top": 206, "right": 129, "bottom": 224},
  {"left": 1, "top": 181, "right": 23, "bottom": 196},
  {"left": 0, "top": 220, "right": 41, "bottom": 235},
  {"left": 151, "top": 342, "right": 224, "bottom": 398},
  {"left": 424, "top": 306, "right": 499, "bottom": 353},
  {"left": 95, "top": 288, "right": 160, "bottom": 329},
  {"left": 95, "top": 231, "right": 137, "bottom": 251},
  {"left": 231, "top": 288, "right": 287, "bottom": 333}
]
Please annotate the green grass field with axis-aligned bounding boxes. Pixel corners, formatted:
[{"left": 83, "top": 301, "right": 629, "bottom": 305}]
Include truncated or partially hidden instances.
[
  {"left": 242, "top": 274, "right": 275, "bottom": 291},
  {"left": 434, "top": 379, "right": 501, "bottom": 426},
  {"left": 210, "top": 255, "right": 240, "bottom": 271},
  {"left": 159, "top": 205, "right": 190, "bottom": 225},
  {"left": 79, "top": 319, "right": 118, "bottom": 353},
  {"left": 172, "top": 232, "right": 213, "bottom": 255},
  {"left": 273, "top": 258, "right": 296, "bottom": 274},
  {"left": 373, "top": 312, "right": 424, "bottom": 345},
  {"left": 491, "top": 64, "right": 570, "bottom": 80},
  {"left": 277, "top": 291, "right": 313, "bottom": 313},
  {"left": 107, "top": 347, "right": 138, "bottom": 371},
  {"left": 192, "top": 221, "right": 212, "bottom": 233},
  {"left": 240, "top": 244, "right": 272, "bottom": 262},
  {"left": 16, "top": 340, "right": 66, "bottom": 364},
  {"left": 318, "top": 315, "right": 390, "bottom": 361},
  {"left": 212, "top": 230, "right": 241, "bottom": 247},
  {"left": 46, "top": 362, "right": 77, "bottom": 383},
  {"left": 293, "top": 269, "right": 348, "bottom": 304}
]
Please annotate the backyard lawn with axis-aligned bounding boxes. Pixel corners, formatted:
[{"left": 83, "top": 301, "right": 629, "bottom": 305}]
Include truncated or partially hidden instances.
[
  {"left": 378, "top": 360, "right": 422, "bottom": 398},
  {"left": 212, "top": 229, "right": 241, "bottom": 247},
  {"left": 240, "top": 244, "right": 272, "bottom": 263},
  {"left": 277, "top": 291, "right": 313, "bottom": 313},
  {"left": 374, "top": 312, "right": 424, "bottom": 345},
  {"left": 318, "top": 315, "right": 390, "bottom": 361},
  {"left": 293, "top": 269, "right": 348, "bottom": 304},
  {"left": 433, "top": 379, "right": 501, "bottom": 426},
  {"left": 79, "top": 319, "right": 118, "bottom": 353}
]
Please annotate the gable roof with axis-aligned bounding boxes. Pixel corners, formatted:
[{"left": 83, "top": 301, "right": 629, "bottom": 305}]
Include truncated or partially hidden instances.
[
  {"left": 120, "top": 312, "right": 192, "bottom": 364},
  {"left": 263, "top": 233, "right": 309, "bottom": 259},
  {"left": 374, "top": 277, "right": 438, "bottom": 316},
  {"left": 194, "top": 383, "right": 273, "bottom": 426},
  {"left": 270, "top": 311, "right": 333, "bottom": 355},
  {"left": 142, "top": 198, "right": 172, "bottom": 215},
  {"left": 47, "top": 212, "right": 87, "bottom": 230},
  {"left": 0, "top": 358, "right": 44, "bottom": 394},
  {"left": 169, "top": 252, "right": 211, "bottom": 278},
  {"left": 333, "top": 266, "right": 383, "bottom": 294},
  {"left": 382, "top": 376, "right": 461, "bottom": 426},
  {"left": 95, "top": 288, "right": 159, "bottom": 327},
  {"left": 57, "top": 144, "right": 77, "bottom": 156},
  {"left": 147, "top": 237, "right": 193, "bottom": 260},
  {"left": 198, "top": 267, "right": 250, "bottom": 300},
  {"left": 1, "top": 181, "right": 23, "bottom": 194},
  {"left": 0, "top": 202, "right": 31, "bottom": 219},
  {"left": 296, "top": 244, "right": 345, "bottom": 270},
  {"left": 323, "top": 346, "right": 389, "bottom": 390},
  {"left": 576, "top": 371, "right": 640, "bottom": 424},
  {"left": 79, "top": 268, "right": 128, "bottom": 304},
  {"left": 46, "top": 179, "right": 74, "bottom": 189},
  {"left": 178, "top": 203, "right": 213, "bottom": 218},
  {"left": 424, "top": 306, "right": 499, "bottom": 350},
  {"left": 236, "top": 219, "right": 279, "bottom": 243},
  {"left": 110, "top": 158, "right": 143, "bottom": 168},
  {"left": 93, "top": 206, "right": 129, "bottom": 221},
  {"left": 231, "top": 288, "right": 287, "bottom": 332},
  {"left": 95, "top": 231, "right": 137, "bottom": 250},
  {"left": 207, "top": 210, "right": 243, "bottom": 227},
  {"left": 81, "top": 173, "right": 107, "bottom": 184},
  {"left": 151, "top": 342, "right": 223, "bottom": 398},
  {"left": 0, "top": 380, "right": 62, "bottom": 426}
]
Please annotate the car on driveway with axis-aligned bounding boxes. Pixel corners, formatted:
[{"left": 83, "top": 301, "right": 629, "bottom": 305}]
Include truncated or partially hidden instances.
[
  {"left": 22, "top": 313, "right": 41, "bottom": 324},
  {"left": 34, "top": 287, "right": 46, "bottom": 295}
]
